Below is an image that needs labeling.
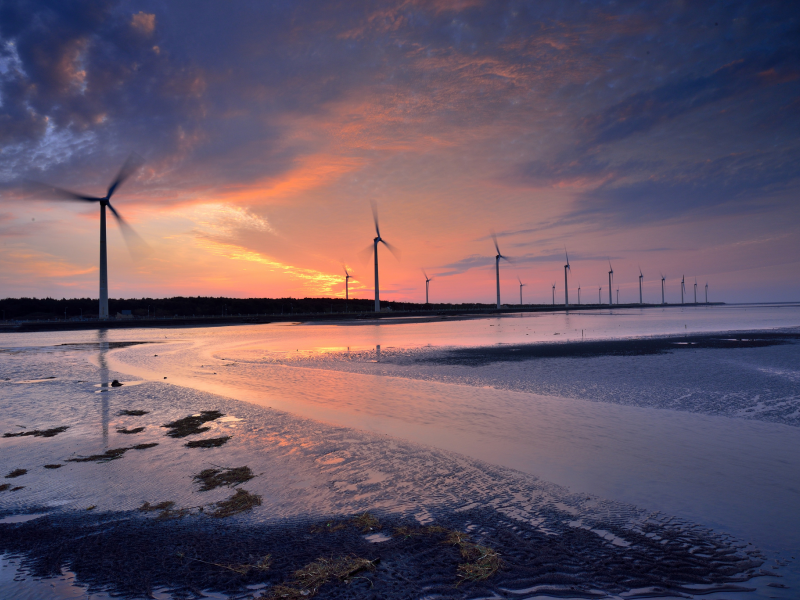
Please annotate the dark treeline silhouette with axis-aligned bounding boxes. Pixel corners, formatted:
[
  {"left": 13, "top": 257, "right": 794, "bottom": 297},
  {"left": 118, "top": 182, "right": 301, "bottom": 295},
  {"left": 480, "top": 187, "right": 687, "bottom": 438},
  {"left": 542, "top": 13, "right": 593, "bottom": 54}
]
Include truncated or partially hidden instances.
[{"left": 0, "top": 297, "right": 498, "bottom": 321}]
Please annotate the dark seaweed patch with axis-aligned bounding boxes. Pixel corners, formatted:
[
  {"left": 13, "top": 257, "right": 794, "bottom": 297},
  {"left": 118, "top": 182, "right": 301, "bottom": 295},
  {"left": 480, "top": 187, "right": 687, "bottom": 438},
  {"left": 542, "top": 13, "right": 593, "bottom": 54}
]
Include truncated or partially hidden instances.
[
  {"left": 43, "top": 464, "right": 62, "bottom": 469},
  {"left": 4, "top": 426, "right": 68, "bottom": 438},
  {"left": 193, "top": 466, "right": 253, "bottom": 491},
  {"left": 162, "top": 410, "right": 224, "bottom": 437},
  {"left": 210, "top": 489, "right": 262, "bottom": 518},
  {"left": 118, "top": 410, "right": 149, "bottom": 416},
  {"left": 117, "top": 427, "right": 145, "bottom": 435},
  {"left": 132, "top": 443, "right": 158, "bottom": 450},
  {"left": 5, "top": 468, "right": 27, "bottom": 478},
  {"left": 186, "top": 436, "right": 231, "bottom": 449},
  {"left": 67, "top": 448, "right": 130, "bottom": 463}
]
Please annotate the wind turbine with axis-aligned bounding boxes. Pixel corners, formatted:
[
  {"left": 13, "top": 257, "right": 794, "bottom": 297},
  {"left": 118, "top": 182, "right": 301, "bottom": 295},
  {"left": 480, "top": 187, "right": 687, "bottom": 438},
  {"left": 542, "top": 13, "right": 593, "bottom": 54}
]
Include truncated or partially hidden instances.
[
  {"left": 616, "top": 287, "right": 620, "bottom": 305},
  {"left": 564, "top": 249, "right": 571, "bottom": 308},
  {"left": 423, "top": 270, "right": 432, "bottom": 304},
  {"left": 638, "top": 267, "right": 643, "bottom": 305},
  {"left": 344, "top": 266, "right": 352, "bottom": 301},
  {"left": 492, "top": 234, "right": 510, "bottom": 309},
  {"left": 599, "top": 286, "right": 602, "bottom": 304},
  {"left": 661, "top": 273, "right": 666, "bottom": 305},
  {"left": 578, "top": 283, "right": 581, "bottom": 305},
  {"left": 35, "top": 155, "right": 143, "bottom": 319},
  {"left": 365, "top": 203, "right": 400, "bottom": 312},
  {"left": 518, "top": 276, "right": 526, "bottom": 305},
  {"left": 608, "top": 261, "right": 614, "bottom": 305},
  {"left": 705, "top": 282, "right": 709, "bottom": 304},
  {"left": 681, "top": 275, "right": 686, "bottom": 305},
  {"left": 694, "top": 279, "right": 698, "bottom": 304},
  {"left": 552, "top": 282, "right": 556, "bottom": 305}
]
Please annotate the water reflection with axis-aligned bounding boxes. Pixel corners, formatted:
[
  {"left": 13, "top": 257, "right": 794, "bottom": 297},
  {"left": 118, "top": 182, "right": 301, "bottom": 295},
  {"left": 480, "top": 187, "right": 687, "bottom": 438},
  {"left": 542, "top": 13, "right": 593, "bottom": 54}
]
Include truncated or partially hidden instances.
[{"left": 98, "top": 328, "right": 109, "bottom": 447}]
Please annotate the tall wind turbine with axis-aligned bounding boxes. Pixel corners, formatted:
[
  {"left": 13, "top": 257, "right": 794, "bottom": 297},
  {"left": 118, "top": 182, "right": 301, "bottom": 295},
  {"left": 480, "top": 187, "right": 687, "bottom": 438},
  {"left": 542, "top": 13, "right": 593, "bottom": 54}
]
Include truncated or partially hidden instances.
[
  {"left": 661, "top": 273, "right": 666, "bottom": 305},
  {"left": 423, "top": 270, "right": 432, "bottom": 304},
  {"left": 599, "top": 286, "right": 602, "bottom": 304},
  {"left": 518, "top": 276, "right": 526, "bottom": 305},
  {"left": 344, "top": 267, "right": 352, "bottom": 301},
  {"left": 36, "top": 155, "right": 143, "bottom": 319},
  {"left": 608, "top": 261, "right": 614, "bottom": 305},
  {"left": 492, "top": 234, "right": 510, "bottom": 309},
  {"left": 694, "top": 279, "right": 698, "bottom": 304},
  {"left": 638, "top": 267, "right": 643, "bottom": 305},
  {"left": 705, "top": 282, "right": 709, "bottom": 304},
  {"left": 551, "top": 282, "right": 556, "bottom": 305},
  {"left": 578, "top": 283, "right": 581, "bottom": 306},
  {"left": 564, "top": 249, "right": 571, "bottom": 308},
  {"left": 366, "top": 203, "right": 400, "bottom": 312},
  {"left": 681, "top": 275, "right": 686, "bottom": 305},
  {"left": 616, "top": 287, "right": 620, "bottom": 305}
]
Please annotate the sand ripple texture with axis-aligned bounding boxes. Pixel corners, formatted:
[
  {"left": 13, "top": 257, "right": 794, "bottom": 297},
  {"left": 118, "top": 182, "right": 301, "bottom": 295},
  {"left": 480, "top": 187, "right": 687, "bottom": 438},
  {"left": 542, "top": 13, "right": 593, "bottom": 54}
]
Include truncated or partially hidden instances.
[{"left": 0, "top": 346, "right": 782, "bottom": 599}]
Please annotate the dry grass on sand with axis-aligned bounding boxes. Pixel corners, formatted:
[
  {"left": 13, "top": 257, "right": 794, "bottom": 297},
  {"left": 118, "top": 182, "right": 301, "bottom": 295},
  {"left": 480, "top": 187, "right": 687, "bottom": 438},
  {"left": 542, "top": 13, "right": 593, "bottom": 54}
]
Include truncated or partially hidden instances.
[
  {"left": 262, "top": 555, "right": 378, "bottom": 599},
  {"left": 210, "top": 489, "right": 262, "bottom": 518},
  {"left": 193, "top": 466, "right": 254, "bottom": 491}
]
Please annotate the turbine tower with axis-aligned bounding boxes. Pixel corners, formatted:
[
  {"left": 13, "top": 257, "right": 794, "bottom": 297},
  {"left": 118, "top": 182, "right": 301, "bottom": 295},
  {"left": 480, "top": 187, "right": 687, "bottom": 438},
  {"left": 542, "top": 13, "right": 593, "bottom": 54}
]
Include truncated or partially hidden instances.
[
  {"left": 681, "top": 275, "right": 685, "bottom": 305},
  {"left": 578, "top": 283, "right": 581, "bottom": 306},
  {"left": 518, "top": 276, "right": 526, "bottom": 305},
  {"left": 705, "top": 282, "right": 709, "bottom": 304},
  {"left": 564, "top": 249, "right": 571, "bottom": 308},
  {"left": 608, "top": 261, "right": 614, "bottom": 305},
  {"left": 423, "top": 270, "right": 432, "bottom": 304},
  {"left": 367, "top": 203, "right": 400, "bottom": 312},
  {"left": 599, "top": 286, "right": 602, "bottom": 304},
  {"left": 638, "top": 267, "right": 643, "bottom": 305},
  {"left": 492, "top": 234, "right": 510, "bottom": 309},
  {"left": 694, "top": 279, "right": 698, "bottom": 304},
  {"left": 616, "top": 287, "right": 620, "bottom": 305},
  {"left": 661, "top": 273, "right": 666, "bottom": 305},
  {"left": 552, "top": 282, "right": 556, "bottom": 305},
  {"left": 36, "top": 155, "right": 143, "bottom": 319}
]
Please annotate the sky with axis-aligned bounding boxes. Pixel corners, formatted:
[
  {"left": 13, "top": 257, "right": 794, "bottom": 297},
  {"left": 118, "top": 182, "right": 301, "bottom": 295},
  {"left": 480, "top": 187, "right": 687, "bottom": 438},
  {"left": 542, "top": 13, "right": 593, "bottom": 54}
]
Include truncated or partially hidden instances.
[{"left": 1, "top": 0, "right": 799, "bottom": 304}]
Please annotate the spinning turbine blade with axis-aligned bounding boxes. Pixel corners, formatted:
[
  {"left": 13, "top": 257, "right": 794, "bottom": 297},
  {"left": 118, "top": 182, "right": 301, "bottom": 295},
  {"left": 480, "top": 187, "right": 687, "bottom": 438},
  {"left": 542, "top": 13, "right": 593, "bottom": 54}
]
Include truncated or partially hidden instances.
[
  {"left": 106, "top": 153, "right": 143, "bottom": 199},
  {"left": 381, "top": 238, "right": 401, "bottom": 260},
  {"left": 491, "top": 232, "right": 501, "bottom": 256},
  {"left": 370, "top": 200, "right": 381, "bottom": 238},
  {"left": 30, "top": 182, "right": 103, "bottom": 202},
  {"left": 107, "top": 202, "right": 148, "bottom": 255},
  {"left": 359, "top": 243, "right": 375, "bottom": 263}
]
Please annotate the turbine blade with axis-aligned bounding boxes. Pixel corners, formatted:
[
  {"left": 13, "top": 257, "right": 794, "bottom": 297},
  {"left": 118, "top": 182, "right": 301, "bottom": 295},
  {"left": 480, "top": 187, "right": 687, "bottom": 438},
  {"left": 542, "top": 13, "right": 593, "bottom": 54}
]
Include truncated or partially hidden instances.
[
  {"left": 358, "top": 243, "right": 375, "bottom": 264},
  {"left": 422, "top": 268, "right": 428, "bottom": 280},
  {"left": 107, "top": 202, "right": 149, "bottom": 256},
  {"left": 380, "top": 238, "right": 401, "bottom": 260},
  {"left": 370, "top": 200, "right": 380, "bottom": 238},
  {"left": 106, "top": 153, "right": 143, "bottom": 199},
  {"left": 28, "top": 181, "right": 102, "bottom": 202},
  {"left": 491, "top": 231, "right": 500, "bottom": 256}
]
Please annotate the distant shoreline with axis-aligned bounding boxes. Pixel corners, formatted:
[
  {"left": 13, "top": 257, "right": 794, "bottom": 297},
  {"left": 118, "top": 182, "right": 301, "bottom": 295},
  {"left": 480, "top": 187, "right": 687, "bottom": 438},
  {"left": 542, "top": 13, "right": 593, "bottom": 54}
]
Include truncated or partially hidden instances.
[{"left": 0, "top": 302, "right": 726, "bottom": 333}]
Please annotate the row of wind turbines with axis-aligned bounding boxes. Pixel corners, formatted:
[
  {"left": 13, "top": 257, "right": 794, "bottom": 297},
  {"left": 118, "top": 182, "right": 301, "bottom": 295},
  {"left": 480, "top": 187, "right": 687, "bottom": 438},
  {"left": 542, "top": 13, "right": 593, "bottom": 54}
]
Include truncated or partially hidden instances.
[{"left": 37, "top": 157, "right": 709, "bottom": 318}]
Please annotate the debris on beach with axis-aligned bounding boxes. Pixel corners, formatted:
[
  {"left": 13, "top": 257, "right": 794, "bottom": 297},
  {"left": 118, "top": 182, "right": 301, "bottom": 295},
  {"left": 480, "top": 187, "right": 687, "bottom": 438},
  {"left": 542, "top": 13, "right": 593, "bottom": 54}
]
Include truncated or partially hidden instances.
[
  {"left": 138, "top": 500, "right": 190, "bottom": 520},
  {"left": 263, "top": 555, "right": 378, "bottom": 599},
  {"left": 67, "top": 443, "right": 158, "bottom": 463},
  {"left": 179, "top": 552, "right": 272, "bottom": 575},
  {"left": 0, "top": 483, "right": 10, "bottom": 492},
  {"left": 111, "top": 380, "right": 123, "bottom": 387},
  {"left": 116, "top": 427, "right": 145, "bottom": 434},
  {"left": 185, "top": 435, "right": 231, "bottom": 448},
  {"left": 43, "top": 464, "right": 62, "bottom": 469},
  {"left": 3, "top": 426, "right": 68, "bottom": 438},
  {"left": 210, "top": 488, "right": 262, "bottom": 518},
  {"left": 193, "top": 466, "right": 254, "bottom": 491},
  {"left": 445, "top": 530, "right": 502, "bottom": 584},
  {"left": 393, "top": 524, "right": 449, "bottom": 538},
  {"left": 4, "top": 468, "right": 27, "bottom": 478},
  {"left": 351, "top": 512, "right": 380, "bottom": 532},
  {"left": 162, "top": 410, "right": 224, "bottom": 437},
  {"left": 118, "top": 409, "right": 149, "bottom": 416}
]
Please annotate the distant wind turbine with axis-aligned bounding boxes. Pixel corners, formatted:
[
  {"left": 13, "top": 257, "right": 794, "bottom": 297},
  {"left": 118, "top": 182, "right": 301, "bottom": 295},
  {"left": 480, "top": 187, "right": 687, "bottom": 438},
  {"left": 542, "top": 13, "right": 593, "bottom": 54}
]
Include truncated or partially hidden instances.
[
  {"left": 423, "top": 270, "right": 432, "bottom": 304},
  {"left": 599, "top": 286, "right": 602, "bottom": 304},
  {"left": 34, "top": 155, "right": 144, "bottom": 319},
  {"left": 364, "top": 203, "right": 400, "bottom": 312},
  {"left": 705, "top": 282, "right": 709, "bottom": 304},
  {"left": 616, "top": 287, "right": 620, "bottom": 305},
  {"left": 564, "top": 249, "right": 571, "bottom": 308},
  {"left": 552, "top": 282, "right": 556, "bottom": 305},
  {"left": 661, "top": 273, "right": 666, "bottom": 305},
  {"left": 578, "top": 283, "right": 581, "bottom": 306},
  {"left": 518, "top": 276, "right": 526, "bottom": 305},
  {"left": 492, "top": 233, "right": 510, "bottom": 309},
  {"left": 608, "top": 261, "right": 614, "bottom": 305},
  {"left": 343, "top": 266, "right": 352, "bottom": 302},
  {"left": 681, "top": 275, "right": 686, "bottom": 305},
  {"left": 694, "top": 279, "right": 698, "bottom": 304},
  {"left": 638, "top": 267, "right": 643, "bottom": 305}
]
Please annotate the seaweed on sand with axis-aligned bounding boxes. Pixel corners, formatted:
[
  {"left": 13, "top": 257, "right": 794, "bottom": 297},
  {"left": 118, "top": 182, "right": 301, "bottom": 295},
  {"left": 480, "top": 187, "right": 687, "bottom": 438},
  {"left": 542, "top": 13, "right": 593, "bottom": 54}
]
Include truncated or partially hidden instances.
[
  {"left": 179, "top": 553, "right": 272, "bottom": 575},
  {"left": 138, "top": 501, "right": 190, "bottom": 520},
  {"left": 118, "top": 409, "right": 149, "bottom": 416},
  {"left": 43, "top": 464, "right": 62, "bottom": 469},
  {"left": 210, "top": 489, "right": 262, "bottom": 518},
  {"left": 67, "top": 443, "right": 158, "bottom": 463},
  {"left": 351, "top": 512, "right": 380, "bottom": 532},
  {"left": 262, "top": 555, "right": 378, "bottom": 599},
  {"left": 117, "top": 427, "right": 145, "bottom": 434},
  {"left": 186, "top": 436, "right": 231, "bottom": 448},
  {"left": 5, "top": 468, "right": 28, "bottom": 478},
  {"left": 162, "top": 410, "right": 224, "bottom": 437},
  {"left": 194, "top": 466, "right": 254, "bottom": 491},
  {"left": 4, "top": 426, "right": 68, "bottom": 438},
  {"left": 0, "top": 483, "right": 10, "bottom": 492},
  {"left": 445, "top": 530, "right": 502, "bottom": 584}
]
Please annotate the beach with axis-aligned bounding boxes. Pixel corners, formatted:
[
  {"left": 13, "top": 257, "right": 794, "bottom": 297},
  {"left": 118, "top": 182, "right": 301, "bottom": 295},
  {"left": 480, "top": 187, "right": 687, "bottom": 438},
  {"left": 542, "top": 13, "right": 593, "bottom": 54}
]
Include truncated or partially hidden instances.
[{"left": 1, "top": 305, "right": 799, "bottom": 599}]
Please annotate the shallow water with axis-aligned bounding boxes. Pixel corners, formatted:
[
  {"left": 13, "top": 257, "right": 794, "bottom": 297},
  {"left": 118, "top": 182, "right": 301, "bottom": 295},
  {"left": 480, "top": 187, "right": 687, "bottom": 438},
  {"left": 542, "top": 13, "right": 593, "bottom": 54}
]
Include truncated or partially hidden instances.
[{"left": 2, "top": 304, "right": 800, "bottom": 598}]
